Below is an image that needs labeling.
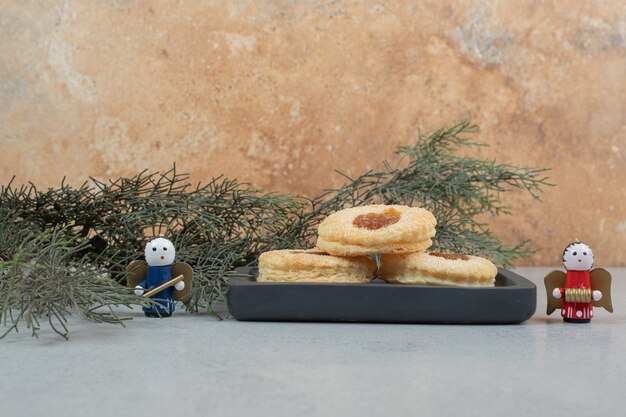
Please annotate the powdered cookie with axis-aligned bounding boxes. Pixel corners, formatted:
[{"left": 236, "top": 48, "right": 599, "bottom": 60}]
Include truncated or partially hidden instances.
[
  {"left": 380, "top": 251, "right": 497, "bottom": 287},
  {"left": 258, "top": 249, "right": 376, "bottom": 283},
  {"left": 316, "top": 205, "right": 436, "bottom": 256}
]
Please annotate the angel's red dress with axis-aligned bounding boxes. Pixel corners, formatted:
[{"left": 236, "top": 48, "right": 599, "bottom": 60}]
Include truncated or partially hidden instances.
[{"left": 556, "top": 270, "right": 593, "bottom": 322}]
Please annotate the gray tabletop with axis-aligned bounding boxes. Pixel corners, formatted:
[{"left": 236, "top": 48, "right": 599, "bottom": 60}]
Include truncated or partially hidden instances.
[{"left": 2, "top": 267, "right": 624, "bottom": 417}]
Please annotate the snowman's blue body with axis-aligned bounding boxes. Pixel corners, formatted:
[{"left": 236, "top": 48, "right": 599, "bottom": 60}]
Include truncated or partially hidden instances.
[{"left": 138, "top": 265, "right": 176, "bottom": 316}]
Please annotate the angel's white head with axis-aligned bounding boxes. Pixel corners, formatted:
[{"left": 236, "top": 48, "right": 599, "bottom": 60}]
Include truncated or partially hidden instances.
[
  {"left": 144, "top": 237, "right": 176, "bottom": 266},
  {"left": 562, "top": 241, "right": 594, "bottom": 271}
]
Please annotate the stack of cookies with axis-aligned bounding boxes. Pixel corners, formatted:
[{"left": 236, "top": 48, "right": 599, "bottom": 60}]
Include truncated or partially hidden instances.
[{"left": 258, "top": 204, "right": 497, "bottom": 287}]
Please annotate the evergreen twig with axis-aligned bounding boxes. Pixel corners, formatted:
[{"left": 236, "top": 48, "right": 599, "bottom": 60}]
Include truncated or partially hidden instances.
[
  {"left": 0, "top": 225, "right": 154, "bottom": 340},
  {"left": 0, "top": 119, "right": 553, "bottom": 339}
]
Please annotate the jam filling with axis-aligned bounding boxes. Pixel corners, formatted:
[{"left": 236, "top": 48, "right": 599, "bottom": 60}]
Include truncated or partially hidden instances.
[
  {"left": 353, "top": 208, "right": 401, "bottom": 230},
  {"left": 430, "top": 252, "right": 469, "bottom": 261}
]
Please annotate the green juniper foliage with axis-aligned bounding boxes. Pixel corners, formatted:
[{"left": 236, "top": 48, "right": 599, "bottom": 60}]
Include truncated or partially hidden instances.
[
  {"left": 0, "top": 120, "right": 551, "bottom": 339},
  {"left": 0, "top": 223, "right": 155, "bottom": 340}
]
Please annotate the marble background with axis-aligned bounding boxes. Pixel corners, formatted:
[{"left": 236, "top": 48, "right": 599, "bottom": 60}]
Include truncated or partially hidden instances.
[{"left": 1, "top": 0, "right": 625, "bottom": 265}]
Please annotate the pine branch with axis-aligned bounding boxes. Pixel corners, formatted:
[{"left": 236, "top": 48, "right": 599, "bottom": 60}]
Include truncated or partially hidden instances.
[
  {"left": 0, "top": 226, "right": 154, "bottom": 340},
  {"left": 283, "top": 120, "right": 552, "bottom": 266},
  {"left": 0, "top": 119, "right": 553, "bottom": 338}
]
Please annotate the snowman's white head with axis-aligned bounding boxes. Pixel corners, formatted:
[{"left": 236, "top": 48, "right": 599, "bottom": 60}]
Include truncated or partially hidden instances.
[
  {"left": 144, "top": 237, "right": 176, "bottom": 266},
  {"left": 562, "top": 241, "right": 594, "bottom": 271}
]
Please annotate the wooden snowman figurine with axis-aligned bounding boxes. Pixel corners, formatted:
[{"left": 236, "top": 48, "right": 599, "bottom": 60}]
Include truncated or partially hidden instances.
[{"left": 545, "top": 241, "right": 613, "bottom": 323}]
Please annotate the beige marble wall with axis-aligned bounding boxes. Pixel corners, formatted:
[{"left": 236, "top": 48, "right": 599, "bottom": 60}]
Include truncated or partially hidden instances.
[{"left": 1, "top": 1, "right": 625, "bottom": 265}]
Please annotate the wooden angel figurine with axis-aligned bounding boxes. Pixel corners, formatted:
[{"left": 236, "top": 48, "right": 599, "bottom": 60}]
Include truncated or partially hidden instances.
[
  {"left": 126, "top": 237, "right": 193, "bottom": 317},
  {"left": 545, "top": 241, "right": 612, "bottom": 323}
]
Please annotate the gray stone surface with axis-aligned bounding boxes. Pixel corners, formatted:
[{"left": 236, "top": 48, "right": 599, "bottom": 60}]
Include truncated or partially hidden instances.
[{"left": 1, "top": 267, "right": 625, "bottom": 417}]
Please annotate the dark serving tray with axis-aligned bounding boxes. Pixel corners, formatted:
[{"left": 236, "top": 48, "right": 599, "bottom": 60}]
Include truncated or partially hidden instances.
[{"left": 227, "top": 267, "right": 536, "bottom": 324}]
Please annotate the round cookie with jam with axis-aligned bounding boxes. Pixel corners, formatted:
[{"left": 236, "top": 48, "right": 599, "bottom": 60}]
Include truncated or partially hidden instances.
[
  {"left": 258, "top": 249, "right": 377, "bottom": 283},
  {"left": 380, "top": 251, "right": 497, "bottom": 287},
  {"left": 316, "top": 204, "right": 436, "bottom": 256}
]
